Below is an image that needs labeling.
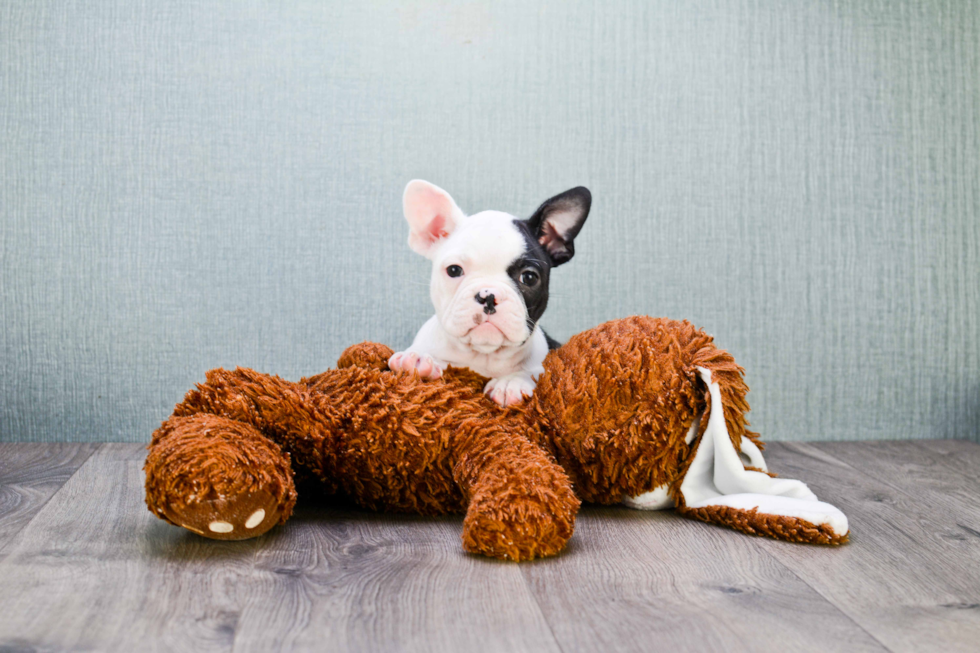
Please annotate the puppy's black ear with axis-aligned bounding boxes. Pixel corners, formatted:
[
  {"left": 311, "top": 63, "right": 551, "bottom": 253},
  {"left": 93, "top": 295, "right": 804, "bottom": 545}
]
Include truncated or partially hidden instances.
[{"left": 525, "top": 187, "right": 591, "bottom": 266}]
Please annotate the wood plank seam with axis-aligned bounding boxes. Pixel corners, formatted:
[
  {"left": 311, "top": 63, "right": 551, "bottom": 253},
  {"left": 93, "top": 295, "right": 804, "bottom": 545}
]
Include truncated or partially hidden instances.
[
  {"left": 912, "top": 440, "right": 980, "bottom": 486},
  {"left": 517, "top": 566, "right": 569, "bottom": 653},
  {"left": 813, "top": 441, "right": 979, "bottom": 509},
  {"left": 752, "top": 530, "right": 893, "bottom": 651},
  {"left": 762, "top": 441, "right": 980, "bottom": 651},
  {"left": 672, "top": 441, "right": 894, "bottom": 653},
  {"left": 0, "top": 443, "right": 102, "bottom": 557}
]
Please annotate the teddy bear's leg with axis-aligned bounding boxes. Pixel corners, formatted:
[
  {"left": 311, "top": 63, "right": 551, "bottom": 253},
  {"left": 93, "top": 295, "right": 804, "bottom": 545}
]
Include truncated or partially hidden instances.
[
  {"left": 453, "top": 426, "right": 581, "bottom": 561},
  {"left": 145, "top": 413, "right": 297, "bottom": 540}
]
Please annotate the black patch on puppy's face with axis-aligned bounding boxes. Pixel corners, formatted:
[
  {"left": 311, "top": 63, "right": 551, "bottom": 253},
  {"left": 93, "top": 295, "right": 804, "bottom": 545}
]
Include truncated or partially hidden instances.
[{"left": 508, "top": 220, "right": 553, "bottom": 329}]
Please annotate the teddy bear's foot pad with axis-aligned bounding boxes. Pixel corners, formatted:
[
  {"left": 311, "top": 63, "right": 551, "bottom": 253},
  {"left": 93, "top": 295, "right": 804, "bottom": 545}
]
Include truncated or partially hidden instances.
[{"left": 162, "top": 490, "right": 283, "bottom": 540}]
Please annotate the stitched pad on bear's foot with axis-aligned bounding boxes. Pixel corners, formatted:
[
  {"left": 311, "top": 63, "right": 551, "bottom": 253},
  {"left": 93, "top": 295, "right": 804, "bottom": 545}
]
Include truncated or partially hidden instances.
[{"left": 160, "top": 490, "right": 281, "bottom": 540}]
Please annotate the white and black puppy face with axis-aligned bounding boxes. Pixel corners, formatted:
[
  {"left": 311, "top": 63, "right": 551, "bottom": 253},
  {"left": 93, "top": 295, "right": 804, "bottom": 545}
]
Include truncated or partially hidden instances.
[{"left": 403, "top": 180, "right": 590, "bottom": 355}]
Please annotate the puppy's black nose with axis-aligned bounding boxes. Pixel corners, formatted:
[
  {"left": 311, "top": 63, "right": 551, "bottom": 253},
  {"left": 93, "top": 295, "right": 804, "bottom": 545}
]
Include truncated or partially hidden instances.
[{"left": 475, "top": 291, "right": 497, "bottom": 315}]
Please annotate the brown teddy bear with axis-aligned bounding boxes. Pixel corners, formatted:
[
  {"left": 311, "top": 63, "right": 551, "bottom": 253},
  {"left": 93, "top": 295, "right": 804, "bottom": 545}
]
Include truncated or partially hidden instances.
[{"left": 144, "top": 316, "right": 848, "bottom": 561}]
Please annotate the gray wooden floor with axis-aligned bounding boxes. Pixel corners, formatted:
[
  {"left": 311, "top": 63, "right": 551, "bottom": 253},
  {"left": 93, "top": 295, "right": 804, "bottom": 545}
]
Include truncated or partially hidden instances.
[{"left": 0, "top": 441, "right": 978, "bottom": 652}]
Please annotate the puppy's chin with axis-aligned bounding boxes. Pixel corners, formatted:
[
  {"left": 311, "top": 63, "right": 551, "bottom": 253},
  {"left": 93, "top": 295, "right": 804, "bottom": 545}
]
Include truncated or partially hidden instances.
[{"left": 464, "top": 322, "right": 506, "bottom": 353}]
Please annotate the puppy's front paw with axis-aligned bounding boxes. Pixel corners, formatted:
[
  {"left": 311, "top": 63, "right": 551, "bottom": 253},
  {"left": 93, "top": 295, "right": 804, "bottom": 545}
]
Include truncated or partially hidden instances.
[
  {"left": 388, "top": 351, "right": 444, "bottom": 380},
  {"left": 485, "top": 374, "right": 536, "bottom": 407}
]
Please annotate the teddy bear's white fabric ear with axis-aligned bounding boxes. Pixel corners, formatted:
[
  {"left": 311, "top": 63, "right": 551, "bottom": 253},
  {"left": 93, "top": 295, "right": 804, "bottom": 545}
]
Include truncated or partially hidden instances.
[
  {"left": 680, "top": 367, "right": 848, "bottom": 537},
  {"left": 624, "top": 366, "right": 849, "bottom": 543},
  {"left": 403, "top": 180, "right": 465, "bottom": 259}
]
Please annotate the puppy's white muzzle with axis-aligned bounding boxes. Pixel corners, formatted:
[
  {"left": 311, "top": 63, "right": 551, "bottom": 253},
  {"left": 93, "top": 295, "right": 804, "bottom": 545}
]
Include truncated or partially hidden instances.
[{"left": 439, "top": 277, "right": 529, "bottom": 350}]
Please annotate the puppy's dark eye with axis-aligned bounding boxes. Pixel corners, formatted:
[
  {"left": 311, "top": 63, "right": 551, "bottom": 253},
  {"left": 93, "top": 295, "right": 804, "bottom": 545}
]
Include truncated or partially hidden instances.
[
  {"left": 446, "top": 265, "right": 463, "bottom": 278},
  {"left": 520, "top": 270, "right": 539, "bottom": 287}
]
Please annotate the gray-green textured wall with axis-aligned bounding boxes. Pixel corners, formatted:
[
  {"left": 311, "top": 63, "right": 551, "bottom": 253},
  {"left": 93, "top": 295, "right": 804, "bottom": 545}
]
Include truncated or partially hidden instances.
[{"left": 2, "top": 1, "right": 978, "bottom": 443}]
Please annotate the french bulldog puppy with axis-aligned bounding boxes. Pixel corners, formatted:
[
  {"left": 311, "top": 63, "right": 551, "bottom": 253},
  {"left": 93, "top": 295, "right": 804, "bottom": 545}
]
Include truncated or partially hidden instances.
[{"left": 389, "top": 180, "right": 590, "bottom": 406}]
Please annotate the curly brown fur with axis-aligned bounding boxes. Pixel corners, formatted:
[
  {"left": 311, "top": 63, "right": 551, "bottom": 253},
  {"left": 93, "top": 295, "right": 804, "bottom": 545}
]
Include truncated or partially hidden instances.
[
  {"left": 145, "top": 413, "right": 297, "bottom": 539},
  {"left": 146, "top": 345, "right": 579, "bottom": 560},
  {"left": 336, "top": 341, "right": 394, "bottom": 371},
  {"left": 527, "top": 316, "right": 759, "bottom": 505},
  {"left": 145, "top": 316, "right": 838, "bottom": 558},
  {"left": 677, "top": 504, "right": 849, "bottom": 545}
]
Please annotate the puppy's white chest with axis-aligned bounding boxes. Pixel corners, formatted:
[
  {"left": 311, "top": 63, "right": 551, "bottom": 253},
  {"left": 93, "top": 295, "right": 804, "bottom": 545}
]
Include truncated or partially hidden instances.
[{"left": 448, "top": 342, "right": 530, "bottom": 378}]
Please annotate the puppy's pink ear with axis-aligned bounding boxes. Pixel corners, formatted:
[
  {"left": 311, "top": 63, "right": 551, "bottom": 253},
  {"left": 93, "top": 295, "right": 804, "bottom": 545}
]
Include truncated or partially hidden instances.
[{"left": 403, "top": 180, "right": 465, "bottom": 258}]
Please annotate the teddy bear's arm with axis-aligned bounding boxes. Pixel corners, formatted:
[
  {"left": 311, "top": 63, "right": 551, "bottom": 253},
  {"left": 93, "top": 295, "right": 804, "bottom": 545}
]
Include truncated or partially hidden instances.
[{"left": 451, "top": 420, "right": 581, "bottom": 561}]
